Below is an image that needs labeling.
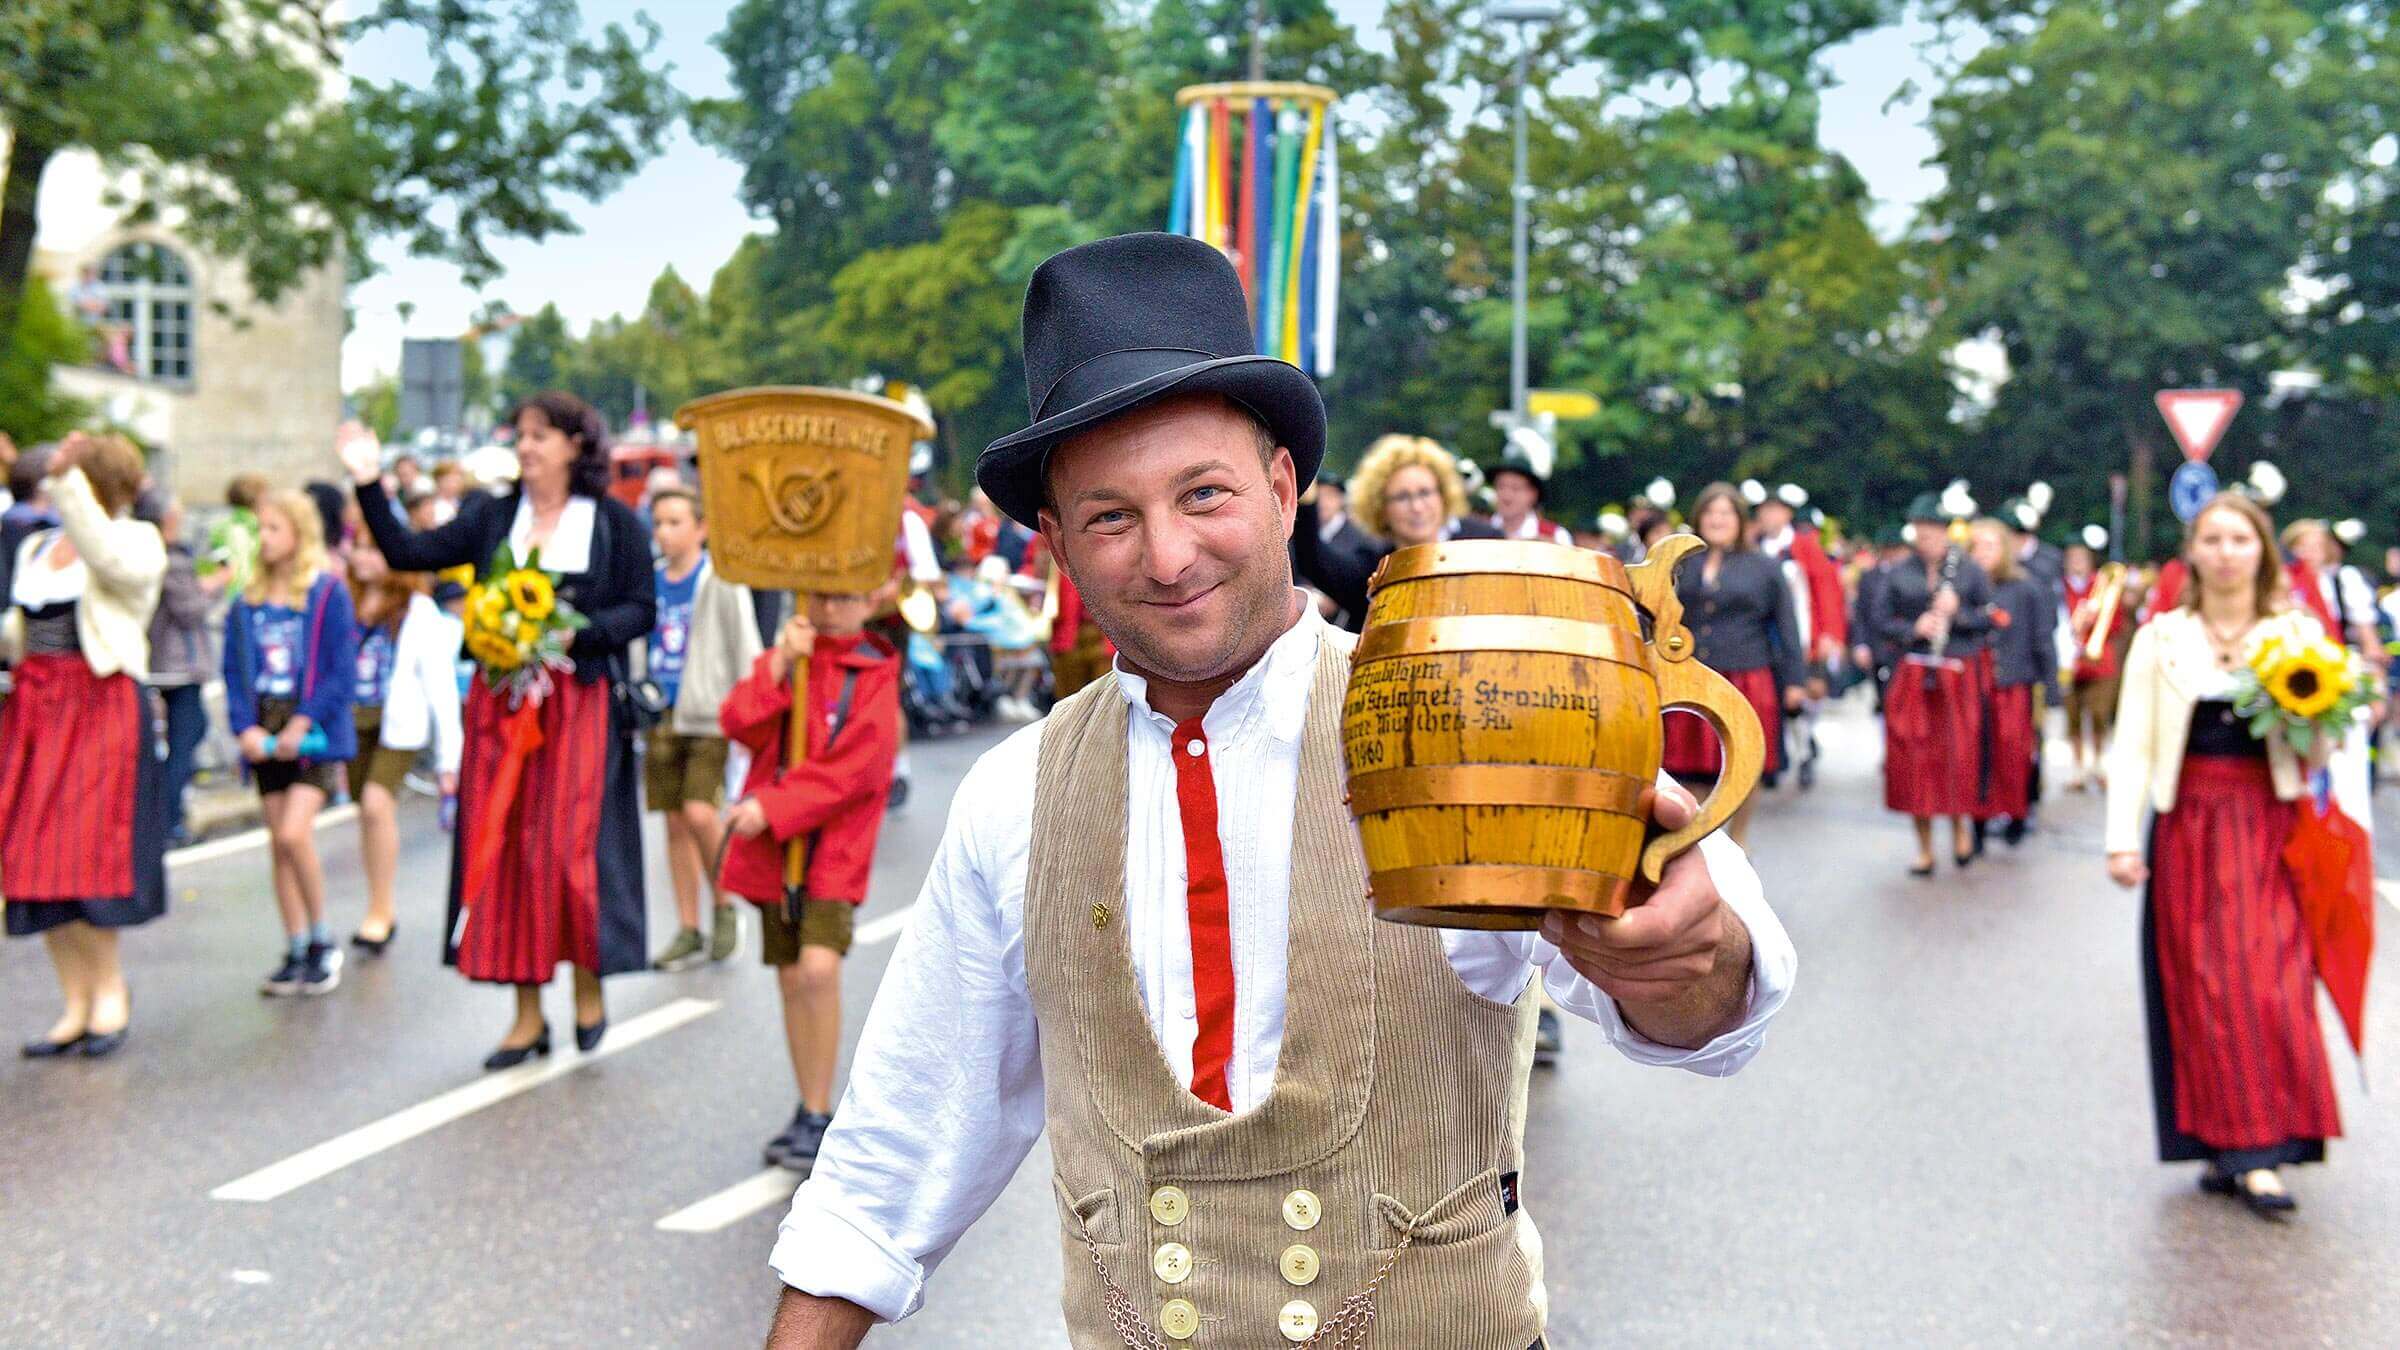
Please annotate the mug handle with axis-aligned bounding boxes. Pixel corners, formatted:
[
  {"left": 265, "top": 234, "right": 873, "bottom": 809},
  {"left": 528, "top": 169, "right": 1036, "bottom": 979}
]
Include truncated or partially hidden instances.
[{"left": 1625, "top": 535, "right": 1766, "bottom": 884}]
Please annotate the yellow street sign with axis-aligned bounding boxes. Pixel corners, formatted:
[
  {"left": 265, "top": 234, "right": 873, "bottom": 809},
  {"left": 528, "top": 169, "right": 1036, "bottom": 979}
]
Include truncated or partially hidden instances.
[{"left": 1528, "top": 388, "right": 1600, "bottom": 420}]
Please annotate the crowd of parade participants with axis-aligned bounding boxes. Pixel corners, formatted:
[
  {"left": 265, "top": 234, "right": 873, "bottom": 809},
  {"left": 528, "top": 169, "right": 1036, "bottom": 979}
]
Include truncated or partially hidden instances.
[{"left": 2, "top": 404, "right": 2388, "bottom": 1208}]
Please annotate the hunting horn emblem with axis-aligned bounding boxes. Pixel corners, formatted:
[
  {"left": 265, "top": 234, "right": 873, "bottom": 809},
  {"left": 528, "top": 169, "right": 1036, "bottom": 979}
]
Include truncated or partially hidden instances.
[{"left": 745, "top": 459, "right": 844, "bottom": 537}]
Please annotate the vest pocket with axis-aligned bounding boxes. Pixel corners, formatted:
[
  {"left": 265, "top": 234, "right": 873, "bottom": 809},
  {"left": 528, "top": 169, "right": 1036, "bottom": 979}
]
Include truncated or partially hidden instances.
[
  {"left": 1372, "top": 1165, "right": 1507, "bottom": 1251},
  {"left": 1052, "top": 1175, "right": 1123, "bottom": 1247}
]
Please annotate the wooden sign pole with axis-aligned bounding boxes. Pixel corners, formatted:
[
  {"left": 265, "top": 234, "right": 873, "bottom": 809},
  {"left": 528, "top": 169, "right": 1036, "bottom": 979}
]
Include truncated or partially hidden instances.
[{"left": 673, "top": 385, "right": 932, "bottom": 909}]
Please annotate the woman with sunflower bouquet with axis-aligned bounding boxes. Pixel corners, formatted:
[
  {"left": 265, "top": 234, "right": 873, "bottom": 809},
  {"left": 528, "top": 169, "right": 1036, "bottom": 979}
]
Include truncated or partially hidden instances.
[
  {"left": 340, "top": 394, "right": 656, "bottom": 1072},
  {"left": 2105, "top": 492, "right": 2357, "bottom": 1219}
]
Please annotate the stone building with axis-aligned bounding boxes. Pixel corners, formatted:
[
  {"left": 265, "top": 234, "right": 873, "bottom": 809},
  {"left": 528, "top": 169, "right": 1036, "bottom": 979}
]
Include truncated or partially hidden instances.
[{"left": 6, "top": 141, "right": 345, "bottom": 504}]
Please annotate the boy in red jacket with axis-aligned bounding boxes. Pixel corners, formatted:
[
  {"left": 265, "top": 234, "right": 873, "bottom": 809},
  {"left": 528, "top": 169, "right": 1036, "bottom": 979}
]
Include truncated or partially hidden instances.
[{"left": 718, "top": 592, "right": 902, "bottom": 1171}]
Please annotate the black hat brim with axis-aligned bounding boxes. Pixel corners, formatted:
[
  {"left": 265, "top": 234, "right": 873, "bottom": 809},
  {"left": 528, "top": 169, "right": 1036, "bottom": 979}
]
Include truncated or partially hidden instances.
[{"left": 979, "top": 355, "right": 1325, "bottom": 528}]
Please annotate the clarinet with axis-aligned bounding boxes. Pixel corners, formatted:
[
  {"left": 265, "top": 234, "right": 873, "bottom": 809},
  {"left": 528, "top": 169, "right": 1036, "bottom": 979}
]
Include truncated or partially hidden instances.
[{"left": 1923, "top": 542, "right": 1962, "bottom": 691}]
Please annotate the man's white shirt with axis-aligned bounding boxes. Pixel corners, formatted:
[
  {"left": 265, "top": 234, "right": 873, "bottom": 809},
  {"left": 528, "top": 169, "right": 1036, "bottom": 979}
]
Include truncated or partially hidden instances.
[{"left": 769, "top": 603, "right": 1797, "bottom": 1322}]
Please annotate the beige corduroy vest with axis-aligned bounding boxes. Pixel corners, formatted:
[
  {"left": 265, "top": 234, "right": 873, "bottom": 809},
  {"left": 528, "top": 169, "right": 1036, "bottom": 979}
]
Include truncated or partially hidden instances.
[{"left": 1025, "top": 636, "right": 1544, "bottom": 1348}]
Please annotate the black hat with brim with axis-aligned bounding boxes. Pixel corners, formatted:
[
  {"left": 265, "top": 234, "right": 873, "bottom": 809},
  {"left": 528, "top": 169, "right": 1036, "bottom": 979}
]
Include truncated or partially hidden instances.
[
  {"left": 1905, "top": 492, "right": 1948, "bottom": 523},
  {"left": 978, "top": 233, "right": 1326, "bottom": 528},
  {"left": 1489, "top": 455, "right": 1547, "bottom": 502}
]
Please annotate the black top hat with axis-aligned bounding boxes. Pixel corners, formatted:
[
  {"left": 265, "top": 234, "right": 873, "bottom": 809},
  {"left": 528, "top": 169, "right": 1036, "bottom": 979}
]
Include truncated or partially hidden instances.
[
  {"left": 977, "top": 233, "right": 1326, "bottom": 527},
  {"left": 1487, "top": 454, "right": 1546, "bottom": 502}
]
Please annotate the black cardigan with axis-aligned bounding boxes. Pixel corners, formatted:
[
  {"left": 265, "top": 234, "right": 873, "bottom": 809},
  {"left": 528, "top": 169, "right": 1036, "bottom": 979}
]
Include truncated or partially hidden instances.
[
  {"left": 1672, "top": 549, "right": 1807, "bottom": 691},
  {"left": 1983, "top": 573, "right": 2062, "bottom": 699},
  {"left": 1870, "top": 553, "right": 1994, "bottom": 658},
  {"left": 355, "top": 480, "right": 654, "bottom": 681}
]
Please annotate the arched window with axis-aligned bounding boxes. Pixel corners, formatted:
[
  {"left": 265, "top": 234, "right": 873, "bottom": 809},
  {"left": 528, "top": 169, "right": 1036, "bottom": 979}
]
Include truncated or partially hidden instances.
[{"left": 97, "top": 242, "right": 195, "bottom": 383}]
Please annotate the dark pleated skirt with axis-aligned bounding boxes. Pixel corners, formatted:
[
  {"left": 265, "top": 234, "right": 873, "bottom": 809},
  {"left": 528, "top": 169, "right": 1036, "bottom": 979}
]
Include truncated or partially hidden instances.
[
  {"left": 445, "top": 673, "right": 645, "bottom": 983},
  {"left": 1882, "top": 655, "right": 1982, "bottom": 817},
  {"left": 2142, "top": 755, "right": 2338, "bottom": 1164},
  {"left": 0, "top": 654, "right": 168, "bottom": 934},
  {"left": 1663, "top": 665, "right": 1782, "bottom": 778},
  {"left": 1976, "top": 681, "right": 2035, "bottom": 821}
]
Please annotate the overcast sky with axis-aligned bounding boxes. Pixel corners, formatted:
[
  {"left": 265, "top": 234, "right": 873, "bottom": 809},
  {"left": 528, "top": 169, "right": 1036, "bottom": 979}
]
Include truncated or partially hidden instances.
[{"left": 341, "top": 1, "right": 1950, "bottom": 389}]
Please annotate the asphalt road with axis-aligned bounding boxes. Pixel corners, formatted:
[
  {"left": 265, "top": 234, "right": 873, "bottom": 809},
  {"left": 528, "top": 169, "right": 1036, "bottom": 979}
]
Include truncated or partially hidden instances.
[{"left": 4, "top": 699, "right": 2397, "bottom": 1348}]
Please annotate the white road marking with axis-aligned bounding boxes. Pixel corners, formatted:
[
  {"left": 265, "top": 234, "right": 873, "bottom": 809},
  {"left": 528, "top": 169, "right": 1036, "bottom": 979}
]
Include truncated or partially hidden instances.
[
  {"left": 229, "top": 1270, "right": 273, "bottom": 1285},
  {"left": 2379, "top": 878, "right": 2399, "bottom": 913},
  {"left": 168, "top": 804, "right": 360, "bottom": 867},
  {"left": 209, "top": 997, "right": 720, "bottom": 1203},
  {"left": 655, "top": 1168, "right": 800, "bottom": 1233},
  {"left": 853, "top": 904, "right": 915, "bottom": 949}
]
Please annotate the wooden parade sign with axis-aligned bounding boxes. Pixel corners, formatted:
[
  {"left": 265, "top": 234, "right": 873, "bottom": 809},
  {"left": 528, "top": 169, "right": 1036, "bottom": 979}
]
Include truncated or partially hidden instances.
[
  {"left": 674, "top": 385, "right": 933, "bottom": 902},
  {"left": 673, "top": 386, "right": 932, "bottom": 595}
]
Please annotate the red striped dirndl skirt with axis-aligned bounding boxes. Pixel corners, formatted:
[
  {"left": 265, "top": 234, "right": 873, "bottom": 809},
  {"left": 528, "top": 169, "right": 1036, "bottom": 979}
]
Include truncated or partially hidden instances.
[
  {"left": 1663, "top": 665, "right": 1781, "bottom": 778},
  {"left": 450, "top": 673, "right": 611, "bottom": 983},
  {"left": 1977, "top": 680, "right": 2035, "bottom": 821},
  {"left": 2145, "top": 755, "right": 2339, "bottom": 1155},
  {"left": 1882, "top": 654, "right": 1981, "bottom": 817},
  {"left": 0, "top": 654, "right": 142, "bottom": 901}
]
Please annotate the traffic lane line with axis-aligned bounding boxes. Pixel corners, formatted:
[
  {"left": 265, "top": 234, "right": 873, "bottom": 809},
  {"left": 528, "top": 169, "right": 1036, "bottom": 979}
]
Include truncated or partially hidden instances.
[
  {"left": 210, "top": 996, "right": 721, "bottom": 1203},
  {"left": 656, "top": 1168, "right": 800, "bottom": 1233},
  {"left": 168, "top": 804, "right": 361, "bottom": 868},
  {"left": 650, "top": 904, "right": 913, "bottom": 1234},
  {"left": 2380, "top": 878, "right": 2399, "bottom": 913}
]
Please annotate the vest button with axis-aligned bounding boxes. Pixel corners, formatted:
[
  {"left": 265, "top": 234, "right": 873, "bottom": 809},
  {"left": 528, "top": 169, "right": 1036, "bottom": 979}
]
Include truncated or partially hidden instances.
[
  {"left": 1159, "top": 1298, "right": 1199, "bottom": 1340},
  {"left": 1149, "top": 1185, "right": 1190, "bottom": 1227},
  {"left": 1278, "top": 1299, "right": 1319, "bottom": 1341},
  {"left": 1279, "top": 1243, "right": 1320, "bottom": 1286},
  {"left": 1281, "top": 1189, "right": 1321, "bottom": 1231},
  {"left": 1153, "top": 1242, "right": 1193, "bottom": 1285}
]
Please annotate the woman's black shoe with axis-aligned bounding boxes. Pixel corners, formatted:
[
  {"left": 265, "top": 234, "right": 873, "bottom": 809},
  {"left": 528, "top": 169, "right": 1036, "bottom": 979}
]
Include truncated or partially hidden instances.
[
  {"left": 482, "top": 1025, "right": 552, "bottom": 1072},
  {"left": 21, "top": 1032, "right": 87, "bottom": 1058},
  {"left": 575, "top": 1018, "right": 608, "bottom": 1053},
  {"left": 1909, "top": 860, "right": 1936, "bottom": 878},
  {"left": 351, "top": 924, "right": 397, "bottom": 955},
  {"left": 2201, "top": 1167, "right": 2297, "bottom": 1217},
  {"left": 79, "top": 1027, "right": 128, "bottom": 1058}
]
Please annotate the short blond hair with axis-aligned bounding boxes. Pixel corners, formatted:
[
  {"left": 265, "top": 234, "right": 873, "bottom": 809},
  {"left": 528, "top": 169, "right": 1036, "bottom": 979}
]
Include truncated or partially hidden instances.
[
  {"left": 247, "top": 489, "right": 328, "bottom": 605},
  {"left": 1347, "top": 435, "right": 1467, "bottom": 542}
]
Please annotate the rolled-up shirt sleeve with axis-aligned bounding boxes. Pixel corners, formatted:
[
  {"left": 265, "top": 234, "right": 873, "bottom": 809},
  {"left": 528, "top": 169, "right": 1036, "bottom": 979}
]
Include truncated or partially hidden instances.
[
  {"left": 768, "top": 744, "right": 1047, "bottom": 1322},
  {"left": 1442, "top": 791, "right": 1796, "bottom": 1078}
]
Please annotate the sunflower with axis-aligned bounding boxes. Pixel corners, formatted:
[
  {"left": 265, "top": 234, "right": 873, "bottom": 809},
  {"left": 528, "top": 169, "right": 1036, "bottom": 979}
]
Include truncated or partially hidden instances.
[
  {"left": 467, "top": 628, "right": 523, "bottom": 671},
  {"left": 506, "top": 569, "right": 556, "bottom": 622},
  {"left": 2264, "top": 641, "right": 2347, "bottom": 720},
  {"left": 468, "top": 584, "right": 508, "bottom": 634}
]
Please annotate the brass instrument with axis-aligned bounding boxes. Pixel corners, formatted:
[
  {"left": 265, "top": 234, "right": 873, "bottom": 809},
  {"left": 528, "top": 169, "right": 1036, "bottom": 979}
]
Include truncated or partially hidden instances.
[{"left": 2076, "top": 562, "right": 2128, "bottom": 663}]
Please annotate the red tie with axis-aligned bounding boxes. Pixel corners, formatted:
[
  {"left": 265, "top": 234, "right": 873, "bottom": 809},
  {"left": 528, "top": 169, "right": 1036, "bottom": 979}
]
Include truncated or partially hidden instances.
[{"left": 1172, "top": 717, "right": 1237, "bottom": 1111}]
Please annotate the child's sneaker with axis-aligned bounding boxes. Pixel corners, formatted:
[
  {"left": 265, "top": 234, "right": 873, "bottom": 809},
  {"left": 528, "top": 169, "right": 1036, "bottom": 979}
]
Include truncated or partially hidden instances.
[
  {"left": 709, "top": 905, "right": 740, "bottom": 963},
  {"left": 763, "top": 1107, "right": 833, "bottom": 1172},
  {"left": 260, "top": 951, "right": 306, "bottom": 997},
  {"left": 651, "top": 927, "right": 706, "bottom": 972},
  {"left": 298, "top": 942, "right": 343, "bottom": 996}
]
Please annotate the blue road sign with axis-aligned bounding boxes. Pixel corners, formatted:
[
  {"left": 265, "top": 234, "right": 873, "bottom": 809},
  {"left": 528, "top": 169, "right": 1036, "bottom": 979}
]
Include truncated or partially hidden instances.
[{"left": 2169, "top": 460, "right": 2219, "bottom": 523}]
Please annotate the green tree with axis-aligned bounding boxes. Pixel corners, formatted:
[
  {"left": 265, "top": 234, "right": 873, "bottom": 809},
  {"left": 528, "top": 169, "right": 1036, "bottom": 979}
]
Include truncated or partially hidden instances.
[
  {"left": 500, "top": 303, "right": 573, "bottom": 408},
  {"left": 0, "top": 0, "right": 678, "bottom": 370},
  {"left": 0, "top": 274, "right": 88, "bottom": 444},
  {"left": 1919, "top": 0, "right": 2387, "bottom": 557},
  {"left": 350, "top": 375, "right": 402, "bottom": 441}
]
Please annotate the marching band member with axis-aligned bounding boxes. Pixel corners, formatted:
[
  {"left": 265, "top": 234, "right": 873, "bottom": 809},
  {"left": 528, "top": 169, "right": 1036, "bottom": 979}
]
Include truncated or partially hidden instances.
[
  {"left": 1665, "top": 483, "right": 1806, "bottom": 846},
  {"left": 1871, "top": 495, "right": 1994, "bottom": 876},
  {"left": 1487, "top": 453, "right": 1574, "bottom": 545},
  {"left": 2062, "top": 538, "right": 2135, "bottom": 791},
  {"left": 1967, "top": 518, "right": 2059, "bottom": 846},
  {"left": 2105, "top": 492, "right": 2339, "bottom": 1218},
  {"left": 1754, "top": 485, "right": 1845, "bottom": 788}
]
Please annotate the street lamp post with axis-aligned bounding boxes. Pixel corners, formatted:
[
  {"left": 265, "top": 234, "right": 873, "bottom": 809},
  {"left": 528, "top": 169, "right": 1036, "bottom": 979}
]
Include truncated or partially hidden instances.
[{"left": 1491, "top": 2, "right": 1561, "bottom": 426}]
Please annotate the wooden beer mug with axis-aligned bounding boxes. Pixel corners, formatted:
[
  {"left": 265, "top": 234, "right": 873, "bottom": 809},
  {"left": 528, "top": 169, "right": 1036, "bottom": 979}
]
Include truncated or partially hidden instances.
[{"left": 1340, "top": 534, "right": 1764, "bottom": 930}]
